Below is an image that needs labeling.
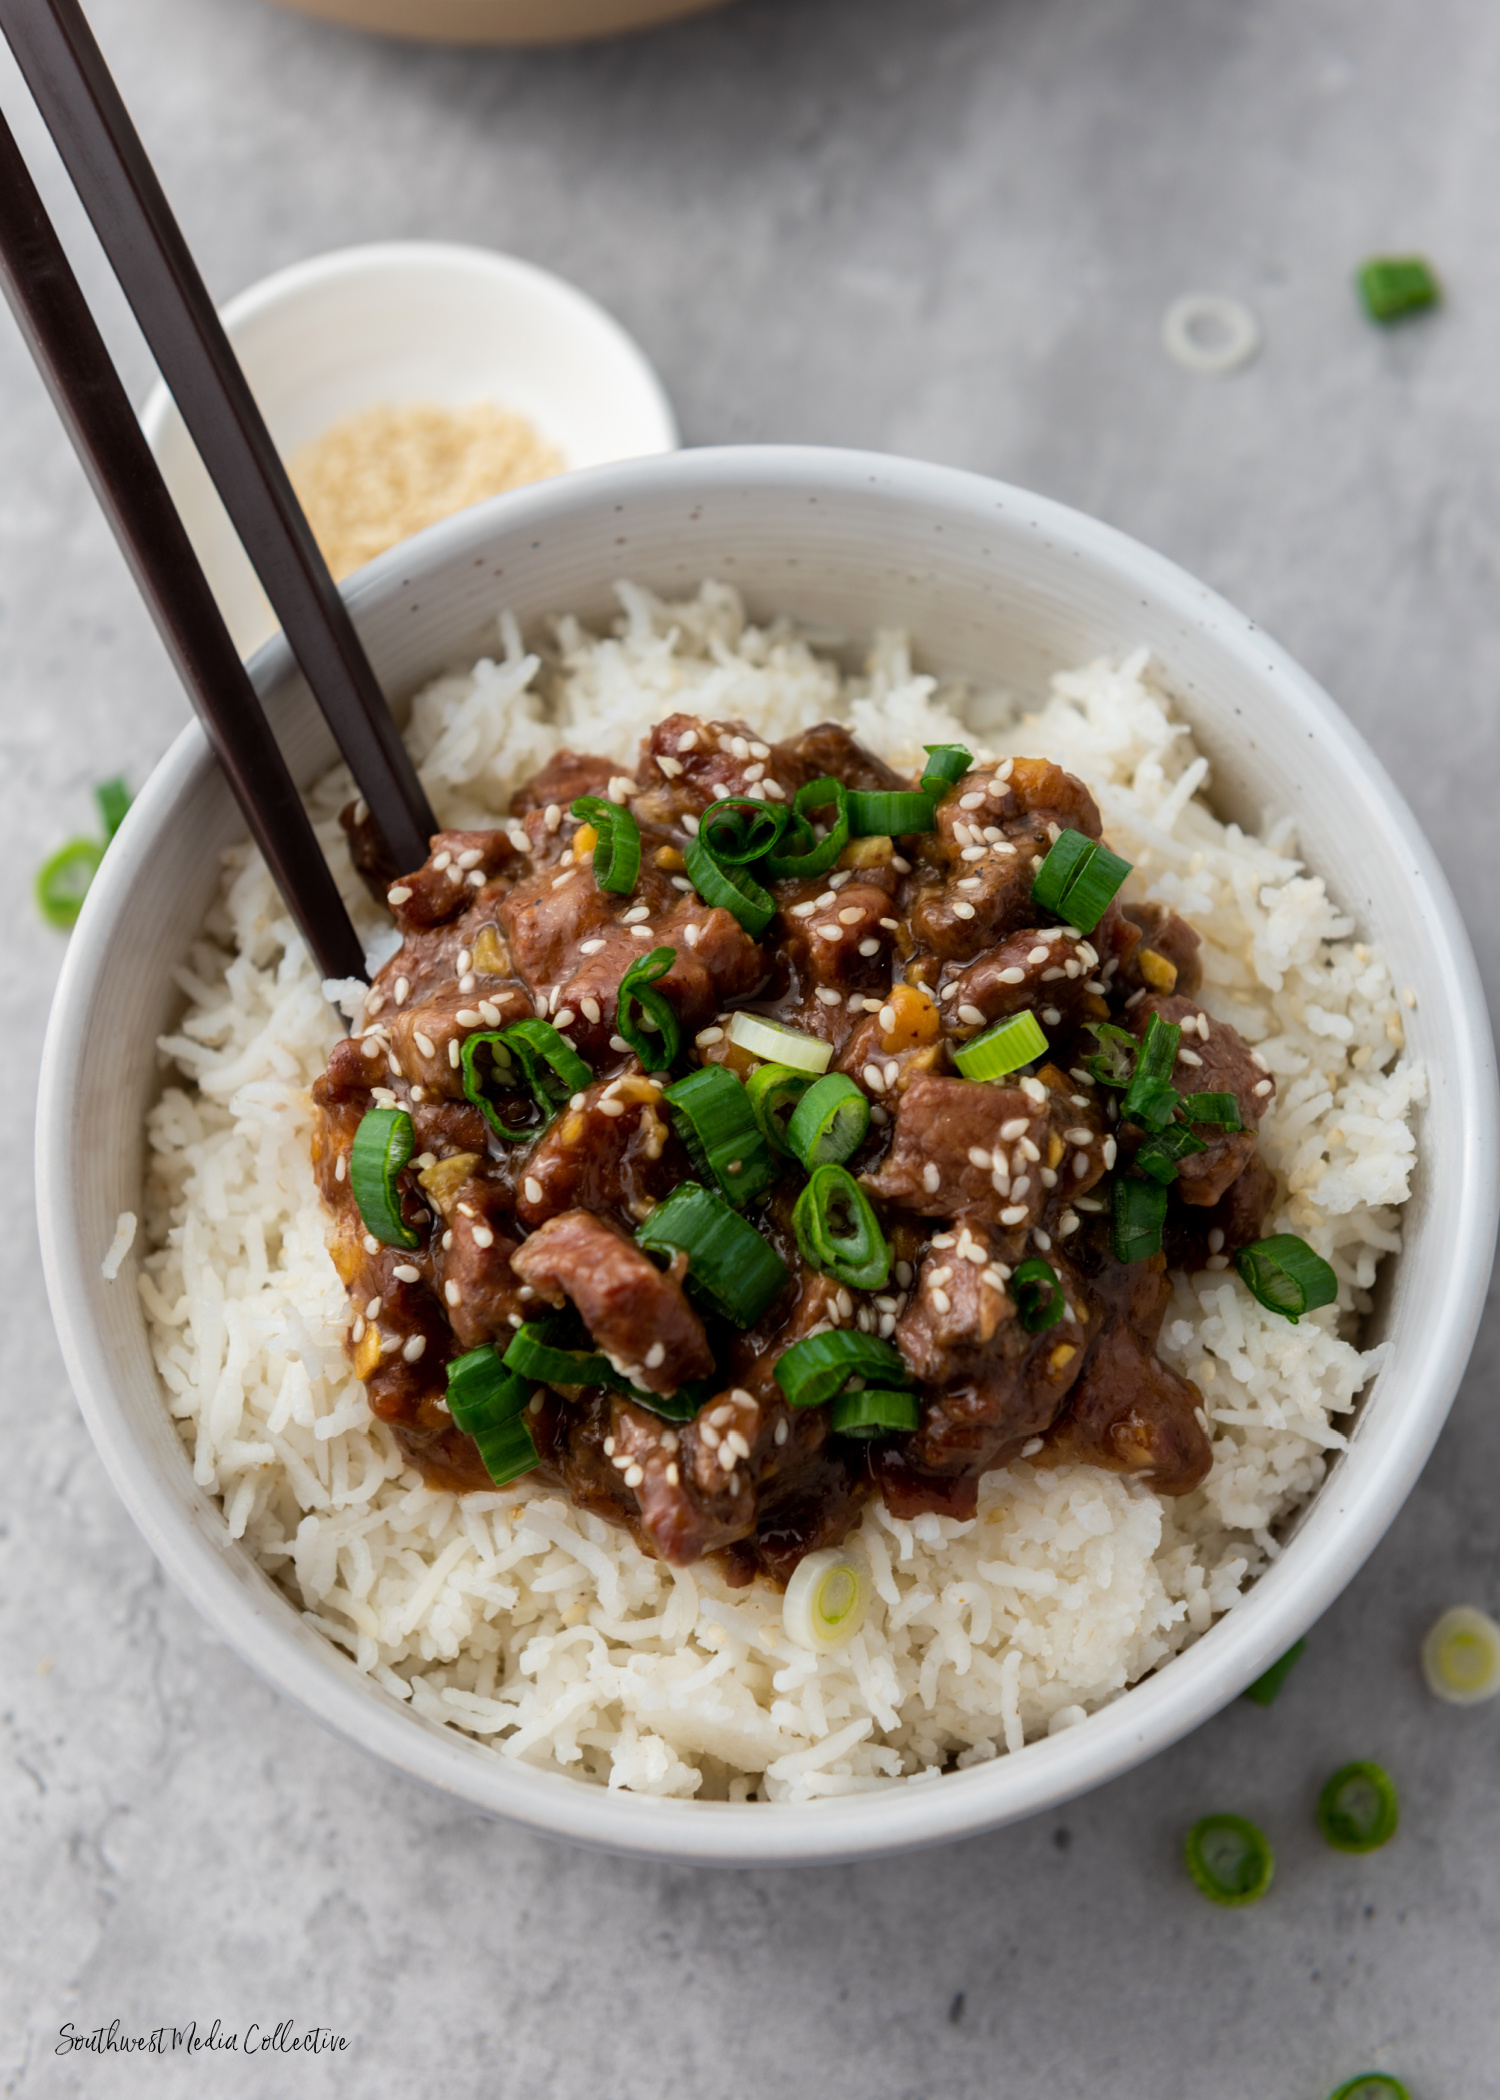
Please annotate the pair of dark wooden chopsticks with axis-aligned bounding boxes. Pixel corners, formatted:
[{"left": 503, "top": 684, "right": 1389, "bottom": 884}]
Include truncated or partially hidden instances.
[{"left": 0, "top": 0, "right": 439, "bottom": 982}]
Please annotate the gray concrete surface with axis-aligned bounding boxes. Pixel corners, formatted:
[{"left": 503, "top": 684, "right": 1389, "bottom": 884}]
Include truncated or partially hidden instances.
[{"left": 3, "top": 0, "right": 1498, "bottom": 2092}]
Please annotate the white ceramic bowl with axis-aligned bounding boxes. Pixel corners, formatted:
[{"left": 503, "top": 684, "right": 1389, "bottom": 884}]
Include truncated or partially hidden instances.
[
  {"left": 140, "top": 240, "right": 678, "bottom": 656},
  {"left": 37, "top": 447, "right": 1498, "bottom": 1866}
]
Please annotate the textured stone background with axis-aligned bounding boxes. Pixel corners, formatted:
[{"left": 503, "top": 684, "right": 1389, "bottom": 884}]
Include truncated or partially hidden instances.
[{"left": 2, "top": 0, "right": 1498, "bottom": 2092}]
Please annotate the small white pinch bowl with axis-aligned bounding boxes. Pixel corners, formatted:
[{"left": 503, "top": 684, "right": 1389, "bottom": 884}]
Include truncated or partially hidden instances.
[
  {"left": 140, "top": 239, "right": 678, "bottom": 656},
  {"left": 37, "top": 447, "right": 1497, "bottom": 1867}
]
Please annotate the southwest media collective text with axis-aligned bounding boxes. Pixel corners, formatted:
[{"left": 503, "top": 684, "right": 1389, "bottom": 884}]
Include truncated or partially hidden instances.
[{"left": 56, "top": 2019, "right": 349, "bottom": 2058}]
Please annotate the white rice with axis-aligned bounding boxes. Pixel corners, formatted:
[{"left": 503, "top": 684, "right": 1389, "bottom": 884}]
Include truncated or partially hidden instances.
[{"left": 139, "top": 582, "right": 1422, "bottom": 1802}]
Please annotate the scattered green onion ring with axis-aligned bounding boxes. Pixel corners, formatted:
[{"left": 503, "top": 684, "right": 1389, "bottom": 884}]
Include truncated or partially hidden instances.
[
  {"left": 1357, "top": 255, "right": 1440, "bottom": 324},
  {"left": 1112, "top": 1175, "right": 1168, "bottom": 1265},
  {"left": 663, "top": 1063, "right": 775, "bottom": 1207},
  {"left": 1135, "top": 1122, "right": 1208, "bottom": 1185},
  {"left": 847, "top": 788, "right": 935, "bottom": 837},
  {"left": 684, "top": 796, "right": 789, "bottom": 935},
  {"left": 636, "top": 1182, "right": 788, "bottom": 1327},
  {"left": 1180, "top": 1091, "right": 1243, "bottom": 1129},
  {"left": 1086, "top": 1020, "right": 1138, "bottom": 1089},
  {"left": 1123, "top": 1012, "right": 1182, "bottom": 1131},
  {"left": 617, "top": 945, "right": 681, "bottom": 1070},
  {"left": 1012, "top": 1257, "right": 1066, "bottom": 1334},
  {"left": 762, "top": 777, "right": 850, "bottom": 881},
  {"left": 1235, "top": 1234, "right": 1338, "bottom": 1324},
  {"left": 95, "top": 775, "right": 131, "bottom": 840},
  {"left": 786, "top": 1072, "right": 871, "bottom": 1168},
  {"left": 461, "top": 1020, "right": 590, "bottom": 1142},
  {"left": 782, "top": 1547, "right": 871, "bottom": 1653},
  {"left": 503, "top": 1318, "right": 705, "bottom": 1421},
  {"left": 745, "top": 1062, "right": 815, "bottom": 1154},
  {"left": 1030, "top": 829, "right": 1097, "bottom": 915},
  {"left": 1030, "top": 827, "right": 1132, "bottom": 935},
  {"left": 726, "top": 1011, "right": 834, "bottom": 1073},
  {"left": 920, "top": 743, "right": 973, "bottom": 799},
  {"left": 774, "top": 1329, "right": 912, "bottom": 1410},
  {"left": 349, "top": 1106, "right": 420, "bottom": 1250},
  {"left": 1242, "top": 1638, "right": 1307, "bottom": 1707},
  {"left": 446, "top": 1346, "right": 540, "bottom": 1486},
  {"left": 830, "top": 1388, "right": 920, "bottom": 1437},
  {"left": 1183, "top": 1814, "right": 1275, "bottom": 1906},
  {"left": 570, "top": 795, "right": 641, "bottom": 894},
  {"left": 952, "top": 1010, "right": 1049, "bottom": 1080},
  {"left": 1316, "top": 1762, "right": 1399, "bottom": 1854},
  {"left": 792, "top": 1163, "right": 891, "bottom": 1291},
  {"left": 1421, "top": 1605, "right": 1500, "bottom": 1705},
  {"left": 35, "top": 837, "right": 103, "bottom": 929},
  {"left": 1327, "top": 2075, "right": 1411, "bottom": 2100}
]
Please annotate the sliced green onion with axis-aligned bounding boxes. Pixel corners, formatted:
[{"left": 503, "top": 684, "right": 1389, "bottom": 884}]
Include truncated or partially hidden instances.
[
  {"left": 95, "top": 775, "right": 131, "bottom": 840},
  {"left": 920, "top": 744, "right": 973, "bottom": 799},
  {"left": 1112, "top": 1176, "right": 1167, "bottom": 1265},
  {"left": 445, "top": 1345, "right": 540, "bottom": 1486},
  {"left": 1122, "top": 1012, "right": 1182, "bottom": 1131},
  {"left": 786, "top": 1073, "right": 871, "bottom": 1168},
  {"left": 1086, "top": 1021, "right": 1137, "bottom": 1089},
  {"left": 774, "top": 1329, "right": 912, "bottom": 1410},
  {"left": 461, "top": 1020, "right": 591, "bottom": 1142},
  {"left": 1327, "top": 2079, "right": 1410, "bottom": 2100},
  {"left": 726, "top": 1011, "right": 833, "bottom": 1073},
  {"left": 1235, "top": 1234, "right": 1338, "bottom": 1324},
  {"left": 1031, "top": 829, "right": 1097, "bottom": 915},
  {"left": 35, "top": 837, "right": 103, "bottom": 929},
  {"left": 1058, "top": 842, "right": 1131, "bottom": 935},
  {"left": 502, "top": 1318, "right": 707, "bottom": 1421},
  {"left": 1242, "top": 1638, "right": 1307, "bottom": 1707},
  {"left": 1316, "top": 1762, "right": 1399, "bottom": 1853},
  {"left": 504, "top": 1017, "right": 592, "bottom": 1098},
  {"left": 792, "top": 1163, "right": 891, "bottom": 1291},
  {"left": 782, "top": 1547, "right": 871, "bottom": 1653},
  {"left": 847, "top": 789, "right": 936, "bottom": 837},
  {"left": 1180, "top": 1090, "right": 1244, "bottom": 1130},
  {"left": 684, "top": 796, "right": 788, "bottom": 936},
  {"left": 952, "top": 1010, "right": 1048, "bottom": 1080},
  {"left": 830, "top": 1388, "right": 920, "bottom": 1437},
  {"left": 1012, "top": 1257, "right": 1065, "bottom": 1334},
  {"left": 617, "top": 945, "right": 680, "bottom": 1070},
  {"left": 1421, "top": 1605, "right": 1500, "bottom": 1705},
  {"left": 745, "top": 1062, "right": 815, "bottom": 1154},
  {"left": 1357, "top": 255, "right": 1440, "bottom": 323},
  {"left": 1183, "top": 1815, "right": 1274, "bottom": 1906},
  {"left": 636, "top": 1182, "right": 788, "bottom": 1326},
  {"left": 570, "top": 794, "right": 641, "bottom": 894},
  {"left": 349, "top": 1107, "right": 419, "bottom": 1250},
  {"left": 1136, "top": 1122, "right": 1208, "bottom": 1185},
  {"left": 663, "top": 1063, "right": 775, "bottom": 1207},
  {"left": 762, "top": 777, "right": 850, "bottom": 881}
]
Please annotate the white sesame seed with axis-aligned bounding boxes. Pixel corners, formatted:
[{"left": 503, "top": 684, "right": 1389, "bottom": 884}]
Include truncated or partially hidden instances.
[
  {"left": 624, "top": 1464, "right": 645, "bottom": 1488},
  {"left": 598, "top": 1098, "right": 626, "bottom": 1117},
  {"left": 1178, "top": 1047, "right": 1203, "bottom": 1067},
  {"left": 931, "top": 1287, "right": 952, "bottom": 1315},
  {"left": 681, "top": 813, "right": 700, "bottom": 836},
  {"left": 1205, "top": 1254, "right": 1230, "bottom": 1272},
  {"left": 958, "top": 1003, "right": 986, "bottom": 1026},
  {"left": 387, "top": 885, "right": 412, "bottom": 905},
  {"left": 1042, "top": 1008, "right": 1062, "bottom": 1025},
  {"left": 444, "top": 1281, "right": 460, "bottom": 1306},
  {"left": 362, "top": 1234, "right": 380, "bottom": 1255},
  {"left": 998, "top": 966, "right": 1026, "bottom": 984},
  {"left": 922, "top": 1162, "right": 941, "bottom": 1193},
  {"left": 959, "top": 791, "right": 985, "bottom": 809},
  {"left": 630, "top": 925, "right": 653, "bottom": 939},
  {"left": 816, "top": 924, "right": 842, "bottom": 942},
  {"left": 951, "top": 901, "right": 977, "bottom": 920},
  {"left": 863, "top": 1062, "right": 887, "bottom": 1093},
  {"left": 696, "top": 1026, "right": 725, "bottom": 1046},
  {"left": 1254, "top": 1078, "right": 1273, "bottom": 1096},
  {"left": 351, "top": 1316, "right": 365, "bottom": 1344},
  {"left": 414, "top": 1031, "right": 436, "bottom": 1059},
  {"left": 335, "top": 1155, "right": 347, "bottom": 1183},
  {"left": 858, "top": 938, "right": 880, "bottom": 957},
  {"left": 684, "top": 924, "right": 700, "bottom": 948},
  {"left": 967, "top": 1146, "right": 992, "bottom": 1170},
  {"left": 622, "top": 905, "right": 650, "bottom": 924},
  {"left": 1000, "top": 1205, "right": 1028, "bottom": 1226},
  {"left": 524, "top": 1177, "right": 543, "bottom": 1205},
  {"left": 466, "top": 870, "right": 485, "bottom": 887},
  {"left": 393, "top": 977, "right": 410, "bottom": 1005},
  {"left": 401, "top": 1334, "right": 426, "bottom": 1364},
  {"left": 544, "top": 803, "right": 562, "bottom": 831},
  {"left": 507, "top": 825, "right": 529, "bottom": 853},
  {"left": 816, "top": 987, "right": 842, "bottom": 1006},
  {"left": 1102, "top": 1136, "right": 1117, "bottom": 1167},
  {"left": 478, "top": 1000, "right": 501, "bottom": 1027}
]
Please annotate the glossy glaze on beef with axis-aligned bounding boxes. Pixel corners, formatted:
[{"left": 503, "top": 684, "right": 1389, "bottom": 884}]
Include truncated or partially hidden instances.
[{"left": 312, "top": 716, "right": 1277, "bottom": 1583}]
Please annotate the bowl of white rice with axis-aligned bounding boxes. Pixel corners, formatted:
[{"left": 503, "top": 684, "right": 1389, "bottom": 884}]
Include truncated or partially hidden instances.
[{"left": 37, "top": 446, "right": 1497, "bottom": 1865}]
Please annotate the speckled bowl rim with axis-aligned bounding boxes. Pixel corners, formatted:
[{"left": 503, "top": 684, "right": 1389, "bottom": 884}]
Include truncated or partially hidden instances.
[{"left": 36, "top": 446, "right": 1499, "bottom": 1865}]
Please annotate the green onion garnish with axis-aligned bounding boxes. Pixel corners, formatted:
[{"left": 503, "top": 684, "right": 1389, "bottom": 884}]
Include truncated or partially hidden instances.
[
  {"left": 570, "top": 794, "right": 641, "bottom": 894},
  {"left": 617, "top": 945, "right": 681, "bottom": 1070},
  {"left": 1316, "top": 1762, "right": 1398, "bottom": 1854},
  {"left": 1135, "top": 1122, "right": 1208, "bottom": 1185},
  {"left": 1183, "top": 1814, "right": 1275, "bottom": 1906},
  {"left": 663, "top": 1063, "right": 775, "bottom": 1207},
  {"left": 745, "top": 1062, "right": 815, "bottom": 1155},
  {"left": 830, "top": 1387, "right": 920, "bottom": 1438},
  {"left": 636, "top": 1182, "right": 788, "bottom": 1326},
  {"left": 95, "top": 775, "right": 131, "bottom": 840},
  {"left": 1327, "top": 2077, "right": 1410, "bottom": 2100},
  {"left": 503, "top": 1317, "right": 706, "bottom": 1421},
  {"left": 1242, "top": 1638, "right": 1307, "bottom": 1707},
  {"left": 726, "top": 1011, "right": 834, "bottom": 1073},
  {"left": 1235, "top": 1234, "right": 1338, "bottom": 1324},
  {"left": 762, "top": 776, "right": 850, "bottom": 881},
  {"left": 684, "top": 795, "right": 789, "bottom": 936},
  {"left": 1421, "top": 1605, "right": 1500, "bottom": 1705},
  {"left": 446, "top": 1345, "right": 540, "bottom": 1486},
  {"left": 786, "top": 1072, "right": 871, "bottom": 1169},
  {"left": 461, "top": 1019, "right": 591, "bottom": 1141},
  {"left": 1112, "top": 1176, "right": 1168, "bottom": 1265},
  {"left": 952, "top": 1009, "right": 1049, "bottom": 1081},
  {"left": 919, "top": 743, "right": 973, "bottom": 799},
  {"left": 1122, "top": 1012, "right": 1182, "bottom": 1131},
  {"left": 782, "top": 1547, "right": 871, "bottom": 1653},
  {"left": 1086, "top": 1020, "right": 1138, "bottom": 1089},
  {"left": 1180, "top": 1091, "right": 1243, "bottom": 1129},
  {"left": 1030, "top": 827, "right": 1132, "bottom": 934},
  {"left": 847, "top": 789, "right": 936, "bottom": 837},
  {"left": 35, "top": 838, "right": 104, "bottom": 930},
  {"left": 1011, "top": 1257, "right": 1066, "bottom": 1334},
  {"left": 349, "top": 1106, "right": 420, "bottom": 1250},
  {"left": 774, "top": 1329, "right": 912, "bottom": 1410},
  {"left": 792, "top": 1163, "right": 891, "bottom": 1291},
  {"left": 1357, "top": 256, "right": 1440, "bottom": 324}
]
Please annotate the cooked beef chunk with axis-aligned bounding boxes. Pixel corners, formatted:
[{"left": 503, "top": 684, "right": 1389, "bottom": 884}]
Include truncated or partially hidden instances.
[
  {"left": 511, "top": 1209, "right": 713, "bottom": 1395},
  {"left": 1121, "top": 901, "right": 1203, "bottom": 998},
  {"left": 1126, "top": 993, "right": 1274, "bottom": 1205},
  {"left": 1039, "top": 1318, "right": 1211, "bottom": 1495},
  {"left": 862, "top": 1073, "right": 1053, "bottom": 1231}
]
